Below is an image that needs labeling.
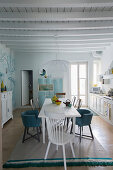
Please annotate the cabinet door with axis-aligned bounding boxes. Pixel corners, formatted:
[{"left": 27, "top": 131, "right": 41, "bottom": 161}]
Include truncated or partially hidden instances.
[
  {"left": 45, "top": 91, "right": 54, "bottom": 98},
  {"left": 103, "top": 100, "right": 110, "bottom": 120},
  {"left": 100, "top": 98, "right": 104, "bottom": 114},
  {"left": 89, "top": 94, "right": 93, "bottom": 108},
  {"left": 111, "top": 104, "right": 113, "bottom": 123},
  {"left": 53, "top": 78, "right": 63, "bottom": 95},
  {"left": 38, "top": 78, "right": 46, "bottom": 84},
  {"left": 1, "top": 93, "right": 7, "bottom": 125},
  {"left": 108, "top": 103, "right": 112, "bottom": 121},
  {"left": 7, "top": 92, "right": 12, "bottom": 118},
  {"left": 97, "top": 97, "right": 101, "bottom": 113},
  {"left": 46, "top": 78, "right": 53, "bottom": 84},
  {"left": 38, "top": 92, "right": 46, "bottom": 108},
  {"left": 93, "top": 96, "right": 97, "bottom": 110}
]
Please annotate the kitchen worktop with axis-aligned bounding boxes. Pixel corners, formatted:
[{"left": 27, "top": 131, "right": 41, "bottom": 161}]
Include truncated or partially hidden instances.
[
  {"left": 90, "top": 93, "right": 106, "bottom": 97},
  {"left": 90, "top": 92, "right": 113, "bottom": 101}
]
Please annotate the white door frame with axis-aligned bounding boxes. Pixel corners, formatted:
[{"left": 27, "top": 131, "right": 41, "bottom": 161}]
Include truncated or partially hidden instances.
[{"left": 70, "top": 62, "right": 88, "bottom": 107}]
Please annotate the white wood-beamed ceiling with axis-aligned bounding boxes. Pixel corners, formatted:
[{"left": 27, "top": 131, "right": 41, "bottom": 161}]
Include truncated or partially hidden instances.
[{"left": 0, "top": 0, "right": 113, "bottom": 53}]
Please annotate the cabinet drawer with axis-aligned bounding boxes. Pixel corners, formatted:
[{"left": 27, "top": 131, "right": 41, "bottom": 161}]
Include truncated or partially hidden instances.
[{"left": 1, "top": 93, "right": 7, "bottom": 99}]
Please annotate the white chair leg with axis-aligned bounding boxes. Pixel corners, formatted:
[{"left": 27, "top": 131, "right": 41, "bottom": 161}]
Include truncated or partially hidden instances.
[
  {"left": 70, "top": 142, "right": 75, "bottom": 158},
  {"left": 62, "top": 145, "right": 67, "bottom": 170},
  {"left": 44, "top": 141, "right": 51, "bottom": 159},
  {"left": 56, "top": 145, "right": 58, "bottom": 150}
]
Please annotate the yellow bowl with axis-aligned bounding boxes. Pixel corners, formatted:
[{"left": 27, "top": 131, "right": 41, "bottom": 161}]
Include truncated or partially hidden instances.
[{"left": 55, "top": 101, "right": 61, "bottom": 105}]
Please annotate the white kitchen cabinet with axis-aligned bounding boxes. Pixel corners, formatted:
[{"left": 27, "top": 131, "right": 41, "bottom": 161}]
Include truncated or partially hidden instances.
[
  {"left": 100, "top": 98, "right": 104, "bottom": 115},
  {"left": 1, "top": 93, "right": 7, "bottom": 126},
  {"left": 103, "top": 99, "right": 113, "bottom": 122},
  {"left": 7, "top": 91, "right": 13, "bottom": 119},
  {"left": 89, "top": 93, "right": 113, "bottom": 125},
  {"left": 96, "top": 96, "right": 101, "bottom": 113},
  {"left": 93, "top": 95, "right": 97, "bottom": 110},
  {"left": 90, "top": 93, "right": 94, "bottom": 108},
  {"left": 1, "top": 91, "right": 13, "bottom": 127}
]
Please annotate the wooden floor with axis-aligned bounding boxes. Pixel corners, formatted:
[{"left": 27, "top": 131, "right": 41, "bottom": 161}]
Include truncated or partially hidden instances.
[{"left": 2, "top": 108, "right": 113, "bottom": 170}]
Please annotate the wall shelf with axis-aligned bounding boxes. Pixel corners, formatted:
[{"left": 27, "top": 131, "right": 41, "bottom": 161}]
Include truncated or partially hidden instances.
[{"left": 103, "top": 74, "right": 113, "bottom": 79}]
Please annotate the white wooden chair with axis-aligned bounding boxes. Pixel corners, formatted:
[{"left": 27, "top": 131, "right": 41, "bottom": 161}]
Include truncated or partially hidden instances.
[
  {"left": 44, "top": 112, "right": 75, "bottom": 170},
  {"left": 30, "top": 99, "right": 34, "bottom": 110},
  {"left": 30, "top": 98, "right": 39, "bottom": 110},
  {"left": 75, "top": 98, "right": 82, "bottom": 109}
]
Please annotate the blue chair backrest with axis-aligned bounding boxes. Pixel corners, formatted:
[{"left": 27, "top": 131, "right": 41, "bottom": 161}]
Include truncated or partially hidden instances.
[
  {"left": 81, "top": 113, "right": 93, "bottom": 126},
  {"left": 21, "top": 110, "right": 40, "bottom": 127},
  {"left": 77, "top": 109, "right": 90, "bottom": 115},
  {"left": 77, "top": 109, "right": 93, "bottom": 126}
]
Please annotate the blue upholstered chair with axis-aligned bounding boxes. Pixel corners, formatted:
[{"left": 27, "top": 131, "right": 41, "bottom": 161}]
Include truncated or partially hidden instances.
[
  {"left": 21, "top": 110, "right": 41, "bottom": 143},
  {"left": 71, "top": 109, "right": 94, "bottom": 142}
]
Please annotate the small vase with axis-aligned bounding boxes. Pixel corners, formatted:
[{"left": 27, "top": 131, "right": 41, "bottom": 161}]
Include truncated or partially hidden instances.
[
  {"left": 1, "top": 81, "right": 4, "bottom": 92},
  {"left": 4, "top": 85, "right": 7, "bottom": 91}
]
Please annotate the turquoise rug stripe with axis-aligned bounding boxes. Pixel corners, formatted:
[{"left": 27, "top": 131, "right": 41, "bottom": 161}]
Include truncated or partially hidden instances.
[
  {"left": 3, "top": 158, "right": 113, "bottom": 168},
  {"left": 6, "top": 157, "right": 113, "bottom": 162},
  {"left": 3, "top": 161, "right": 113, "bottom": 168}
]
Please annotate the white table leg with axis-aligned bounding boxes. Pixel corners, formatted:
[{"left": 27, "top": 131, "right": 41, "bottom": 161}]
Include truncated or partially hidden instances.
[
  {"left": 42, "top": 117, "right": 45, "bottom": 143},
  {"left": 72, "top": 117, "right": 76, "bottom": 143}
]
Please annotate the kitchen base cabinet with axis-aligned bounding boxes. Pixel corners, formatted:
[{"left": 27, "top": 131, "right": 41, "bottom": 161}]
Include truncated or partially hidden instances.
[
  {"left": 1, "top": 91, "right": 13, "bottom": 127},
  {"left": 89, "top": 93, "right": 113, "bottom": 125},
  {"left": 103, "top": 99, "right": 113, "bottom": 124}
]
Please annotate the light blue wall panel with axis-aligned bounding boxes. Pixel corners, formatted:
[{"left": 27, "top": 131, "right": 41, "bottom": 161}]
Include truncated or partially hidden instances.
[
  {"left": 46, "top": 78, "right": 53, "bottom": 84},
  {"left": 38, "top": 91, "right": 45, "bottom": 108}
]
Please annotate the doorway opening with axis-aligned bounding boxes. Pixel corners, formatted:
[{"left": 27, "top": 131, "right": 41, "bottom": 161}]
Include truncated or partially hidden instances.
[
  {"left": 21, "top": 70, "right": 33, "bottom": 106},
  {"left": 71, "top": 62, "right": 88, "bottom": 107}
]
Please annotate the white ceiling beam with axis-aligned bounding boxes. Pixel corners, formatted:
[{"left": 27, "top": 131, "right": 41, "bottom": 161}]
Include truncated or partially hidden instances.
[
  {"left": 12, "top": 49, "right": 103, "bottom": 53},
  {"left": 13, "top": 50, "right": 90, "bottom": 53},
  {"left": 1, "top": 11, "right": 113, "bottom": 22},
  {"left": 3, "top": 41, "right": 111, "bottom": 46},
  {"left": 1, "top": 29, "right": 113, "bottom": 37},
  {"left": 0, "top": 0, "right": 113, "bottom": 8},
  {"left": 6, "top": 44, "right": 109, "bottom": 49},
  {"left": 1, "top": 35, "right": 113, "bottom": 41},
  {"left": 6, "top": 45, "right": 108, "bottom": 51},
  {"left": 1, "top": 21, "right": 113, "bottom": 30},
  {"left": 9, "top": 46, "right": 105, "bottom": 50}
]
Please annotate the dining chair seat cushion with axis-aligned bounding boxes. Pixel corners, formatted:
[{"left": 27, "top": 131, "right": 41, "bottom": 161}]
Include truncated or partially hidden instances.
[{"left": 21, "top": 110, "right": 41, "bottom": 127}]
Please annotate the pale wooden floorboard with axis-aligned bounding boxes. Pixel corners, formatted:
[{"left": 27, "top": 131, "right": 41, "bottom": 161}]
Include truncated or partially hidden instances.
[{"left": 2, "top": 108, "right": 113, "bottom": 170}]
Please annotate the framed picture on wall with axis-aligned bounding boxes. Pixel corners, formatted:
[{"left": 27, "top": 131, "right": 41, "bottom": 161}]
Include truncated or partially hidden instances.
[{"left": 38, "top": 84, "right": 53, "bottom": 91}]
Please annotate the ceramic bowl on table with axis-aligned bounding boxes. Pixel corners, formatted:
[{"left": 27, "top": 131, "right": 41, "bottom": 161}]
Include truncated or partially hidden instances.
[{"left": 55, "top": 101, "right": 62, "bottom": 105}]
